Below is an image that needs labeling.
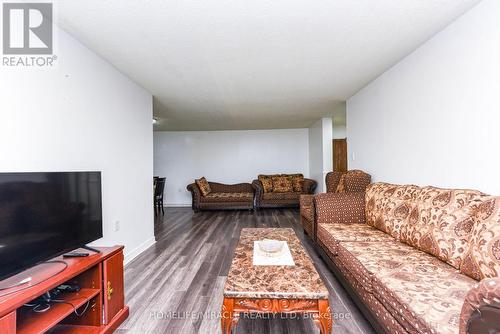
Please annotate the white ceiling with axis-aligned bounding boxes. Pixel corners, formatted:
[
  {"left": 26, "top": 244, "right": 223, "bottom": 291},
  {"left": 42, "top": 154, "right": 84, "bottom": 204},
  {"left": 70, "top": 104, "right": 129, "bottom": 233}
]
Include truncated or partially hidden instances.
[{"left": 57, "top": 0, "right": 481, "bottom": 131}]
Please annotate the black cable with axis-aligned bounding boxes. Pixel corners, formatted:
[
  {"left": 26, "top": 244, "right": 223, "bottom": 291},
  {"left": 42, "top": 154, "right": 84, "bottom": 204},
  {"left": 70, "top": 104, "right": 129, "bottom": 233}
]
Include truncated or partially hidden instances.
[
  {"left": 52, "top": 300, "right": 91, "bottom": 317},
  {"left": 0, "top": 260, "right": 68, "bottom": 297}
]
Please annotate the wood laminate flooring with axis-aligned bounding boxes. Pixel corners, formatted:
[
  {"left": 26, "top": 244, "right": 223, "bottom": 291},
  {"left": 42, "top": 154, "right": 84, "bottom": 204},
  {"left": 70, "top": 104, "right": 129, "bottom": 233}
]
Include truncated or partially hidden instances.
[{"left": 118, "top": 208, "right": 375, "bottom": 334}]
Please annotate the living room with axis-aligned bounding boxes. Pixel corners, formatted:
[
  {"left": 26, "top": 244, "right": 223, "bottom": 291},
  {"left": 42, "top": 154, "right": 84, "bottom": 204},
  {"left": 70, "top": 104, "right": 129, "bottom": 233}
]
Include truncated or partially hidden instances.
[{"left": 0, "top": 0, "right": 498, "bottom": 334}]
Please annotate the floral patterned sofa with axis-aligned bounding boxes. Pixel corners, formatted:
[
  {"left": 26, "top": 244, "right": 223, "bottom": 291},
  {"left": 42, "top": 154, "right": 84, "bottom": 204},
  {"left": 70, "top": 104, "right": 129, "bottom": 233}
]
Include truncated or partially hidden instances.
[
  {"left": 314, "top": 182, "right": 500, "bottom": 334},
  {"left": 252, "top": 174, "right": 317, "bottom": 209},
  {"left": 187, "top": 180, "right": 254, "bottom": 212}
]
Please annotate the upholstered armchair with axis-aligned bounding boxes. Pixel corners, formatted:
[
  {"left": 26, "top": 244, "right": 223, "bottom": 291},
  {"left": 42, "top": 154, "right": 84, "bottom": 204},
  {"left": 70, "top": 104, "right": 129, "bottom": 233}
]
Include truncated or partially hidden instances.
[{"left": 300, "top": 170, "right": 371, "bottom": 239}]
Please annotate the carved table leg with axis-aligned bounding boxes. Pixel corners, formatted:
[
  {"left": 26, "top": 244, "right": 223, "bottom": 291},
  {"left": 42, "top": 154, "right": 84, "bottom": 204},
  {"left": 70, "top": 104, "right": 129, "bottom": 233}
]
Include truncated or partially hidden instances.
[
  {"left": 313, "top": 299, "right": 332, "bottom": 334},
  {"left": 221, "top": 297, "right": 239, "bottom": 334}
]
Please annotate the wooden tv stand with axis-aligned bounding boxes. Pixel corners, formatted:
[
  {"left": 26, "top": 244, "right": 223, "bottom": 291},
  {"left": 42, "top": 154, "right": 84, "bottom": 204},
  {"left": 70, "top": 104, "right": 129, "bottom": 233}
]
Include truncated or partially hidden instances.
[{"left": 0, "top": 246, "right": 128, "bottom": 334}]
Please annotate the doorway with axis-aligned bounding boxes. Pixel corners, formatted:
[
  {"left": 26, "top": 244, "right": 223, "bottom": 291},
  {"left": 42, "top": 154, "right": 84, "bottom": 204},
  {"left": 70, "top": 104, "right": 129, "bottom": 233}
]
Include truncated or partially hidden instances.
[{"left": 332, "top": 139, "right": 347, "bottom": 172}]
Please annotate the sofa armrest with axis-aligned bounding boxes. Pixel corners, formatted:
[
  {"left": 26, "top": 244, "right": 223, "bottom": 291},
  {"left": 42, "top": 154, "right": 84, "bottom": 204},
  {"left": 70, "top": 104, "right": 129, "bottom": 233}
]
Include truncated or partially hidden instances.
[
  {"left": 186, "top": 183, "right": 201, "bottom": 211},
  {"left": 300, "top": 195, "right": 314, "bottom": 221},
  {"left": 459, "top": 277, "right": 500, "bottom": 334},
  {"left": 302, "top": 178, "right": 317, "bottom": 194},
  {"left": 209, "top": 182, "right": 254, "bottom": 193},
  {"left": 252, "top": 180, "right": 263, "bottom": 207},
  {"left": 314, "top": 192, "right": 366, "bottom": 225}
]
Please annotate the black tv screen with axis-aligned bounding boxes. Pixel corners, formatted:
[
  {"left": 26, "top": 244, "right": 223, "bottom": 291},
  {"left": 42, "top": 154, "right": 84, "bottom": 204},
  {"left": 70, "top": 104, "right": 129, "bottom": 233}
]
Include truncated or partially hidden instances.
[{"left": 0, "top": 172, "right": 103, "bottom": 281}]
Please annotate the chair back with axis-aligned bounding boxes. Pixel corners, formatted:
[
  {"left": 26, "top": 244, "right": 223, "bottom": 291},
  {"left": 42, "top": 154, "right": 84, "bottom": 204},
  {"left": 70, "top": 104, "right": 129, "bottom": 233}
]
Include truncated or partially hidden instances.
[
  {"left": 325, "top": 171, "right": 344, "bottom": 193},
  {"left": 155, "top": 177, "right": 166, "bottom": 197},
  {"left": 325, "top": 170, "right": 371, "bottom": 193},
  {"left": 344, "top": 170, "right": 371, "bottom": 192}
]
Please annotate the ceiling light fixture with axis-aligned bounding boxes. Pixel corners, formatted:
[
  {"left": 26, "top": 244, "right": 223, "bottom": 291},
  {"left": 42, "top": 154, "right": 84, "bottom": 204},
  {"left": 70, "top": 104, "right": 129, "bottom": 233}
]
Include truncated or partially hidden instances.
[{"left": 153, "top": 118, "right": 158, "bottom": 124}]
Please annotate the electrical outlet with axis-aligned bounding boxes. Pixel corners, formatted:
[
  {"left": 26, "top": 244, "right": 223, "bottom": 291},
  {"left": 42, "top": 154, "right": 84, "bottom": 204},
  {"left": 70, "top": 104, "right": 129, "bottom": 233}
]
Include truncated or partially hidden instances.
[{"left": 114, "top": 221, "right": 120, "bottom": 232}]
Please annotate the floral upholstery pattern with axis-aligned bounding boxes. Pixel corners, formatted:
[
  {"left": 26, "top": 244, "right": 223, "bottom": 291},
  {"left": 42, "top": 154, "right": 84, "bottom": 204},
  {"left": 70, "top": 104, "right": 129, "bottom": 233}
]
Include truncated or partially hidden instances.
[
  {"left": 262, "top": 192, "right": 299, "bottom": 200},
  {"left": 373, "top": 256, "right": 476, "bottom": 334},
  {"left": 187, "top": 181, "right": 254, "bottom": 211},
  {"left": 337, "top": 241, "right": 477, "bottom": 334},
  {"left": 253, "top": 177, "right": 317, "bottom": 209},
  {"left": 365, "top": 183, "right": 420, "bottom": 240},
  {"left": 195, "top": 177, "right": 211, "bottom": 196},
  {"left": 336, "top": 241, "right": 425, "bottom": 293},
  {"left": 460, "top": 196, "right": 500, "bottom": 280},
  {"left": 317, "top": 223, "right": 394, "bottom": 247},
  {"left": 316, "top": 181, "right": 500, "bottom": 334},
  {"left": 401, "top": 186, "right": 487, "bottom": 269},
  {"left": 290, "top": 173, "right": 304, "bottom": 192},
  {"left": 258, "top": 175, "right": 274, "bottom": 193},
  {"left": 271, "top": 175, "right": 293, "bottom": 193},
  {"left": 202, "top": 192, "right": 253, "bottom": 202},
  {"left": 335, "top": 174, "right": 346, "bottom": 193},
  {"left": 338, "top": 259, "right": 408, "bottom": 334}
]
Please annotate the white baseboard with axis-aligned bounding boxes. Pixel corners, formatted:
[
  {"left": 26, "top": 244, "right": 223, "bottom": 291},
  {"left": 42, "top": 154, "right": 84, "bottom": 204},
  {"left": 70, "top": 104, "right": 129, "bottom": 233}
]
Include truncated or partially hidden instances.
[
  {"left": 124, "top": 236, "right": 156, "bottom": 266},
  {"left": 164, "top": 203, "right": 191, "bottom": 207}
]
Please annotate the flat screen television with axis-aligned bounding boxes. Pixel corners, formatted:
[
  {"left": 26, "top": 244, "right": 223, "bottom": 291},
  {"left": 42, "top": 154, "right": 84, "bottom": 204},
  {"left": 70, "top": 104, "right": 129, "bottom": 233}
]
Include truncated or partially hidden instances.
[{"left": 0, "top": 172, "right": 103, "bottom": 281}]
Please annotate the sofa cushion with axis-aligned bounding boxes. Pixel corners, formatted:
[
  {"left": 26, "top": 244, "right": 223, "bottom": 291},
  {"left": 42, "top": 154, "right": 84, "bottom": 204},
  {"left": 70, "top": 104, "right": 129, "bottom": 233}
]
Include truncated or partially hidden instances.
[
  {"left": 373, "top": 255, "right": 477, "bottom": 334},
  {"left": 401, "top": 187, "right": 487, "bottom": 269},
  {"left": 336, "top": 241, "right": 427, "bottom": 293},
  {"left": 202, "top": 192, "right": 253, "bottom": 203},
  {"left": 461, "top": 196, "right": 500, "bottom": 280},
  {"left": 290, "top": 173, "right": 304, "bottom": 192},
  {"left": 258, "top": 175, "right": 274, "bottom": 193},
  {"left": 195, "top": 177, "right": 211, "bottom": 196},
  {"left": 271, "top": 175, "right": 293, "bottom": 193},
  {"left": 262, "top": 192, "right": 299, "bottom": 201},
  {"left": 317, "top": 223, "right": 395, "bottom": 245},
  {"left": 365, "top": 183, "right": 420, "bottom": 240}
]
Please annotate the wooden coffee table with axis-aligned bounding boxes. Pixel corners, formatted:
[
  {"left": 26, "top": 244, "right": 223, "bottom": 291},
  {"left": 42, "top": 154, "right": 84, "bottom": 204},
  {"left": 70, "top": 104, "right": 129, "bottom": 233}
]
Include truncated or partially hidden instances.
[{"left": 221, "top": 228, "right": 332, "bottom": 333}]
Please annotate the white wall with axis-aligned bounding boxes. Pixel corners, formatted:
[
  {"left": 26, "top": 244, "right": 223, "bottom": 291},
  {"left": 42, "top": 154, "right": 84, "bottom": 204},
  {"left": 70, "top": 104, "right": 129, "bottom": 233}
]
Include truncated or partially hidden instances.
[
  {"left": 0, "top": 26, "right": 155, "bottom": 263},
  {"left": 154, "top": 129, "right": 310, "bottom": 205},
  {"left": 333, "top": 125, "right": 347, "bottom": 139},
  {"left": 347, "top": 0, "right": 500, "bottom": 195},
  {"left": 309, "top": 118, "right": 333, "bottom": 193}
]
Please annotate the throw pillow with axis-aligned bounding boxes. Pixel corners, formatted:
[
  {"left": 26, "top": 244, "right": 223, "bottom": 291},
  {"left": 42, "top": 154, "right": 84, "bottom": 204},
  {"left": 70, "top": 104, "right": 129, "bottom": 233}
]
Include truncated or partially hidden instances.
[
  {"left": 272, "top": 175, "right": 293, "bottom": 193},
  {"left": 336, "top": 174, "right": 346, "bottom": 193},
  {"left": 258, "top": 175, "right": 274, "bottom": 193},
  {"left": 195, "top": 177, "right": 211, "bottom": 196},
  {"left": 290, "top": 174, "right": 304, "bottom": 192}
]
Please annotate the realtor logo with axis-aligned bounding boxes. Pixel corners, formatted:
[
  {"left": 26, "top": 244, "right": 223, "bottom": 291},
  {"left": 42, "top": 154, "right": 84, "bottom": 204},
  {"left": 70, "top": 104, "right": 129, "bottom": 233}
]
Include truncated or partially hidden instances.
[{"left": 3, "top": 2, "right": 53, "bottom": 54}]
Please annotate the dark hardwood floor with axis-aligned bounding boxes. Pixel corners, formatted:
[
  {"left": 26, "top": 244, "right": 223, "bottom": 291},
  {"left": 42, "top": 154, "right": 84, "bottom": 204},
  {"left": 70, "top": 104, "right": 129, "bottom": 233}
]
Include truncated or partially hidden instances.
[{"left": 118, "top": 207, "right": 375, "bottom": 334}]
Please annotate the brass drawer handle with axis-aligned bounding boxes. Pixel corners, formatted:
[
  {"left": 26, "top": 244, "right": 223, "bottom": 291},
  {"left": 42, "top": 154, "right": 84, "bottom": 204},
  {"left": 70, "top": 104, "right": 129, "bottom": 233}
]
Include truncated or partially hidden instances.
[{"left": 107, "top": 281, "right": 113, "bottom": 300}]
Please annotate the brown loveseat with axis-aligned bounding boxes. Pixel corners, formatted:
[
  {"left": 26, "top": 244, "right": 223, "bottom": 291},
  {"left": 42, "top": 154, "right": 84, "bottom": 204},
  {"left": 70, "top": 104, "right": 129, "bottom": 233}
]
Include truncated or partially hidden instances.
[
  {"left": 252, "top": 174, "right": 316, "bottom": 209},
  {"left": 187, "top": 181, "right": 254, "bottom": 212},
  {"left": 300, "top": 170, "right": 371, "bottom": 238},
  {"left": 313, "top": 182, "right": 500, "bottom": 334}
]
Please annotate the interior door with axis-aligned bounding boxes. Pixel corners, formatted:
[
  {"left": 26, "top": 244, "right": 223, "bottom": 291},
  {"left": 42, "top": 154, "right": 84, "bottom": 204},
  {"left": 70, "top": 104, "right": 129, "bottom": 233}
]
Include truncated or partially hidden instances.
[{"left": 333, "top": 139, "right": 348, "bottom": 172}]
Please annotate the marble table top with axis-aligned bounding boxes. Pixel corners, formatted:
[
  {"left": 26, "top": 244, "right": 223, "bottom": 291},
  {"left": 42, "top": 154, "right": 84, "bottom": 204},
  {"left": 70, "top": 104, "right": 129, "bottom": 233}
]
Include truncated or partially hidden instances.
[{"left": 224, "top": 228, "right": 329, "bottom": 300}]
